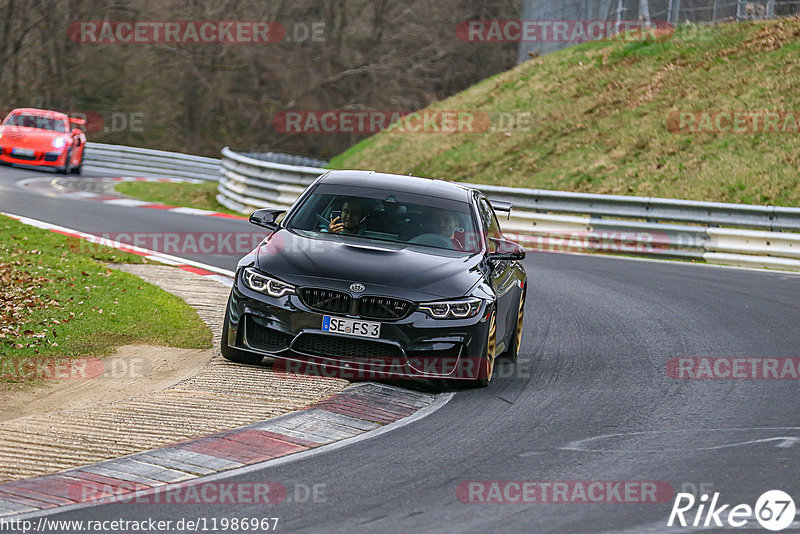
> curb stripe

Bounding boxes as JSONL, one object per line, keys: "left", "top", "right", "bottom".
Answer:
{"left": 1, "top": 212, "right": 235, "bottom": 287}
{"left": 140, "top": 204, "right": 180, "bottom": 210}
{"left": 0, "top": 383, "right": 439, "bottom": 517}
{"left": 18, "top": 176, "right": 249, "bottom": 220}
{"left": 0, "top": 491, "right": 55, "bottom": 509}
{"left": 64, "top": 471, "right": 150, "bottom": 492}
{"left": 177, "top": 265, "right": 217, "bottom": 276}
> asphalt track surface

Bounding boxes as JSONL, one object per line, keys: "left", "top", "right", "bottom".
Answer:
{"left": 2, "top": 166, "right": 800, "bottom": 533}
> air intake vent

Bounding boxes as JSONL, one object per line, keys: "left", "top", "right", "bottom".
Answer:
{"left": 246, "top": 317, "right": 293, "bottom": 352}
{"left": 300, "top": 288, "right": 351, "bottom": 314}
{"left": 357, "top": 296, "right": 413, "bottom": 320}
{"left": 292, "top": 333, "right": 403, "bottom": 362}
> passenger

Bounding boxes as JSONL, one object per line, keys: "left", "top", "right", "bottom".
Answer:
{"left": 428, "top": 209, "right": 464, "bottom": 250}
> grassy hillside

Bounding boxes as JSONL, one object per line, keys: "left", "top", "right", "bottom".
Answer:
{"left": 330, "top": 19, "right": 800, "bottom": 206}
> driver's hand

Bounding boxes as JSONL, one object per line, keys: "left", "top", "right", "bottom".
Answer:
{"left": 329, "top": 216, "right": 344, "bottom": 234}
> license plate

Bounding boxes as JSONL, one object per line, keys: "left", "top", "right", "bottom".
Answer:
{"left": 322, "top": 316, "right": 381, "bottom": 339}
{"left": 12, "top": 148, "right": 34, "bottom": 157}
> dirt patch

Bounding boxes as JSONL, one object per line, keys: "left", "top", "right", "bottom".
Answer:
{"left": 722, "top": 18, "right": 800, "bottom": 56}
{"left": 744, "top": 18, "right": 800, "bottom": 52}
{"left": 628, "top": 63, "right": 679, "bottom": 108}
{"left": 0, "top": 344, "right": 212, "bottom": 423}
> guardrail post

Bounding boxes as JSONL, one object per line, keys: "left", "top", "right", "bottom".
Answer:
{"left": 766, "top": 0, "right": 776, "bottom": 18}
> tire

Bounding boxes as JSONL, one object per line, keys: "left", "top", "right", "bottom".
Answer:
{"left": 60, "top": 149, "right": 72, "bottom": 174}
{"left": 221, "top": 308, "right": 264, "bottom": 365}
{"left": 71, "top": 151, "right": 83, "bottom": 174}
{"left": 500, "top": 291, "right": 525, "bottom": 363}
{"left": 473, "top": 309, "right": 497, "bottom": 388}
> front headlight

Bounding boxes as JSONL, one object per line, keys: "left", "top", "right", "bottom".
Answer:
{"left": 419, "top": 297, "right": 482, "bottom": 319}
{"left": 242, "top": 267, "right": 295, "bottom": 298}
{"left": 51, "top": 137, "right": 66, "bottom": 149}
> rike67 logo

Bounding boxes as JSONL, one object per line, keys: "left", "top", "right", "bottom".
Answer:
{"left": 668, "top": 490, "right": 796, "bottom": 531}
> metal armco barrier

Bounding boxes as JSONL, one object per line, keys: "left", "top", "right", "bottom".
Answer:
{"left": 215, "top": 147, "right": 800, "bottom": 271}
{"left": 468, "top": 184, "right": 800, "bottom": 232}
{"left": 83, "top": 142, "right": 221, "bottom": 181}
{"left": 82, "top": 145, "right": 787, "bottom": 272}
{"left": 232, "top": 149, "right": 328, "bottom": 169}
{"left": 217, "top": 147, "right": 325, "bottom": 213}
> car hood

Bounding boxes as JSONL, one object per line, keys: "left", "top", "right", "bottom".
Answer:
{"left": 0, "top": 126, "right": 63, "bottom": 148}
{"left": 250, "top": 229, "right": 484, "bottom": 300}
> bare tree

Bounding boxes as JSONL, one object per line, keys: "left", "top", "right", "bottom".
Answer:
{"left": 0, "top": 0, "right": 519, "bottom": 158}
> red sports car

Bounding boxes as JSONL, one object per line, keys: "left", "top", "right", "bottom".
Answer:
{"left": 0, "top": 108, "right": 86, "bottom": 174}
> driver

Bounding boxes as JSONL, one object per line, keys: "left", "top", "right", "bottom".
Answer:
{"left": 328, "top": 198, "right": 366, "bottom": 235}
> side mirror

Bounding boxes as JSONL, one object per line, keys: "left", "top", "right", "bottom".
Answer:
{"left": 488, "top": 237, "right": 526, "bottom": 260}
{"left": 249, "top": 208, "right": 285, "bottom": 230}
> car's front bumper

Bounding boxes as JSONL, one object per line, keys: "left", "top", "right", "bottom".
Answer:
{"left": 0, "top": 147, "right": 67, "bottom": 169}
{"left": 224, "top": 281, "right": 493, "bottom": 381}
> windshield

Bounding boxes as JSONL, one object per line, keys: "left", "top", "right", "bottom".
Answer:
{"left": 287, "top": 184, "right": 481, "bottom": 253}
{"left": 3, "top": 112, "right": 68, "bottom": 132}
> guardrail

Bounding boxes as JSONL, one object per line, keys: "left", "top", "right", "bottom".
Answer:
{"left": 84, "top": 142, "right": 221, "bottom": 181}
{"left": 230, "top": 149, "right": 328, "bottom": 169}
{"left": 216, "top": 147, "right": 800, "bottom": 271}
{"left": 217, "top": 147, "right": 325, "bottom": 213}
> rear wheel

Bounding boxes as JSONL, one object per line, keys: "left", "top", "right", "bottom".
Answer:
{"left": 474, "top": 310, "right": 497, "bottom": 388}
{"left": 500, "top": 291, "right": 525, "bottom": 363}
{"left": 221, "top": 307, "right": 264, "bottom": 365}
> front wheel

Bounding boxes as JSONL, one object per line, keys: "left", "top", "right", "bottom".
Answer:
{"left": 500, "top": 292, "right": 525, "bottom": 363}
{"left": 474, "top": 310, "right": 497, "bottom": 388}
{"left": 60, "top": 149, "right": 72, "bottom": 174}
{"left": 221, "top": 307, "right": 264, "bottom": 365}
{"left": 71, "top": 151, "right": 83, "bottom": 174}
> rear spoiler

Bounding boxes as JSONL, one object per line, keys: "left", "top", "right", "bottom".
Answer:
{"left": 489, "top": 200, "right": 513, "bottom": 219}
{"left": 68, "top": 117, "right": 86, "bottom": 125}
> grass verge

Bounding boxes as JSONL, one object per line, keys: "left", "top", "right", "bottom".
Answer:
{"left": 115, "top": 180, "right": 245, "bottom": 216}
{"left": 330, "top": 19, "right": 800, "bottom": 206}
{"left": 0, "top": 215, "right": 212, "bottom": 376}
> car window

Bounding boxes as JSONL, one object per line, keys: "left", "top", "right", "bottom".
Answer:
{"left": 478, "top": 197, "right": 503, "bottom": 249}
{"left": 4, "top": 113, "right": 66, "bottom": 132}
{"left": 287, "top": 185, "right": 481, "bottom": 253}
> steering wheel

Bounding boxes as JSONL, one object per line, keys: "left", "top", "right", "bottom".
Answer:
{"left": 408, "top": 233, "right": 454, "bottom": 249}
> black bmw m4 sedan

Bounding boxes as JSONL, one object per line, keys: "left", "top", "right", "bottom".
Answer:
{"left": 221, "top": 170, "right": 527, "bottom": 387}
